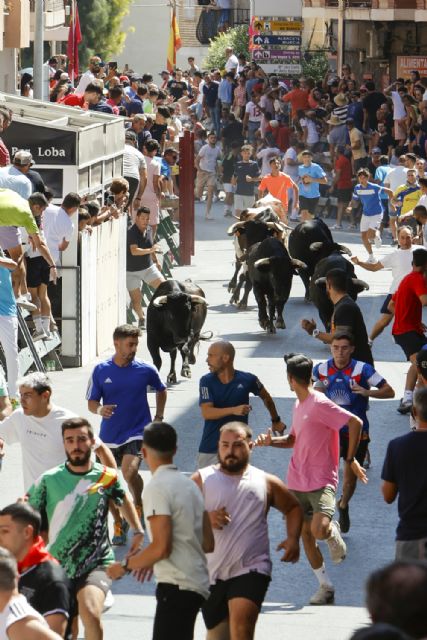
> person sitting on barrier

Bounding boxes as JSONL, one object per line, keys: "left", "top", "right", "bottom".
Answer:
{"left": 126, "top": 207, "right": 165, "bottom": 329}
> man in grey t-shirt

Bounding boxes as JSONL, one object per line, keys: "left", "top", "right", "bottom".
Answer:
{"left": 108, "top": 422, "right": 213, "bottom": 640}
{"left": 195, "top": 132, "right": 222, "bottom": 220}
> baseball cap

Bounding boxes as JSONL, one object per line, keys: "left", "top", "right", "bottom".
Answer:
{"left": 119, "top": 75, "right": 129, "bottom": 83}
{"left": 13, "top": 150, "right": 34, "bottom": 166}
{"left": 372, "top": 147, "right": 382, "bottom": 154}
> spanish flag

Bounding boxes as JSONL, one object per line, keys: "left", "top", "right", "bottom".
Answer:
{"left": 167, "top": 7, "right": 182, "bottom": 72}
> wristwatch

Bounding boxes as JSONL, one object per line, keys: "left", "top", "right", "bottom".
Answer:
{"left": 120, "top": 558, "right": 131, "bottom": 574}
{"left": 272, "top": 415, "right": 281, "bottom": 423}
{"left": 312, "top": 329, "right": 320, "bottom": 338}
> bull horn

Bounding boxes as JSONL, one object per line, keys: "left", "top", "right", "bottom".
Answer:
{"left": 190, "top": 294, "right": 209, "bottom": 305}
{"left": 254, "top": 257, "right": 271, "bottom": 268}
{"left": 310, "top": 241, "right": 324, "bottom": 251}
{"left": 292, "top": 259, "right": 307, "bottom": 269}
{"left": 315, "top": 277, "right": 327, "bottom": 286}
{"left": 227, "top": 222, "right": 244, "bottom": 235}
{"left": 152, "top": 295, "right": 168, "bottom": 307}
{"left": 352, "top": 278, "right": 370, "bottom": 290}
{"left": 338, "top": 244, "right": 352, "bottom": 256}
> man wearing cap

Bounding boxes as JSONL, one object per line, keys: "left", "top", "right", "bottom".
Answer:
{"left": 75, "top": 56, "right": 102, "bottom": 94}
{"left": 327, "top": 115, "right": 348, "bottom": 163}
{"left": 346, "top": 118, "right": 368, "bottom": 172}
{"left": 124, "top": 74, "right": 140, "bottom": 100}
{"left": 0, "top": 151, "right": 32, "bottom": 200}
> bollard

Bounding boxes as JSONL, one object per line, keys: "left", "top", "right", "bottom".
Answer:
{"left": 179, "top": 130, "right": 195, "bottom": 265}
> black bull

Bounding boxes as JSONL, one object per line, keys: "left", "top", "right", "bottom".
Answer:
{"left": 247, "top": 237, "right": 306, "bottom": 334}
{"left": 147, "top": 280, "right": 209, "bottom": 384}
{"left": 288, "top": 218, "right": 352, "bottom": 299}
{"left": 309, "top": 253, "right": 369, "bottom": 330}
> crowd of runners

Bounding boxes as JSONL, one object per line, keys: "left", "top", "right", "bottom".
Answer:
{"left": 0, "top": 49, "right": 426, "bottom": 640}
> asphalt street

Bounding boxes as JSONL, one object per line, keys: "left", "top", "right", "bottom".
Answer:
{"left": 0, "top": 200, "right": 415, "bottom": 639}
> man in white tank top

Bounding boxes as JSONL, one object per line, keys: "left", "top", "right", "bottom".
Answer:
{"left": 192, "top": 421, "right": 303, "bottom": 640}
{"left": 0, "top": 548, "right": 61, "bottom": 640}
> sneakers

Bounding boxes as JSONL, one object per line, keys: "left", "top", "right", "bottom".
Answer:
{"left": 205, "top": 214, "right": 214, "bottom": 220}
{"left": 348, "top": 224, "right": 357, "bottom": 230}
{"left": 397, "top": 398, "right": 412, "bottom": 415}
{"left": 337, "top": 500, "right": 350, "bottom": 534}
{"left": 366, "top": 254, "right": 377, "bottom": 264}
{"left": 32, "top": 329, "right": 48, "bottom": 342}
{"left": 16, "top": 295, "right": 37, "bottom": 311}
{"left": 112, "top": 520, "right": 127, "bottom": 546}
{"left": 331, "top": 224, "right": 342, "bottom": 230}
{"left": 374, "top": 230, "right": 382, "bottom": 248}
{"left": 326, "top": 521, "right": 347, "bottom": 564}
{"left": 138, "top": 317, "right": 145, "bottom": 329}
{"left": 309, "top": 584, "right": 335, "bottom": 605}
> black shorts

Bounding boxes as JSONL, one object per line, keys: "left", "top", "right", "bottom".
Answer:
{"left": 72, "top": 566, "right": 112, "bottom": 596}
{"left": 202, "top": 572, "right": 271, "bottom": 630}
{"left": 340, "top": 433, "right": 370, "bottom": 465}
{"left": 394, "top": 331, "right": 427, "bottom": 360}
{"left": 299, "top": 196, "right": 319, "bottom": 214}
{"left": 111, "top": 439, "right": 142, "bottom": 467}
{"left": 26, "top": 256, "right": 50, "bottom": 288}
{"left": 380, "top": 293, "right": 393, "bottom": 315}
{"left": 336, "top": 188, "right": 353, "bottom": 203}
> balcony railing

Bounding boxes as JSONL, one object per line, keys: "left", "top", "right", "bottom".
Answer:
{"left": 195, "top": 7, "right": 250, "bottom": 45}
{"left": 325, "top": 0, "right": 372, "bottom": 6}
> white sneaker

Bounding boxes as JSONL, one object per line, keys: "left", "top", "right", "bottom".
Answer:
{"left": 331, "top": 224, "right": 342, "bottom": 230}
{"left": 309, "top": 584, "right": 335, "bottom": 605}
{"left": 16, "top": 296, "right": 37, "bottom": 311}
{"left": 326, "top": 521, "right": 347, "bottom": 564}
{"left": 32, "top": 329, "right": 48, "bottom": 342}
{"left": 374, "top": 230, "right": 382, "bottom": 248}
{"left": 367, "top": 254, "right": 377, "bottom": 264}
{"left": 205, "top": 214, "right": 214, "bottom": 220}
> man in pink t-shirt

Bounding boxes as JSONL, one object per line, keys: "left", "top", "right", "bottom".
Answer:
{"left": 257, "top": 353, "right": 366, "bottom": 606}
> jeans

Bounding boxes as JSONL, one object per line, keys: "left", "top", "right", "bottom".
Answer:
{"left": 210, "top": 105, "right": 220, "bottom": 137}
{"left": 0, "top": 315, "right": 19, "bottom": 397}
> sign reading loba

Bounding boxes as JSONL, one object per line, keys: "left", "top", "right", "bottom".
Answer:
{"left": 2, "top": 122, "right": 77, "bottom": 165}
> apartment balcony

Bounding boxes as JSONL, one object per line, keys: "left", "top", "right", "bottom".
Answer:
{"left": 178, "top": 2, "right": 249, "bottom": 47}
{"left": 28, "top": 0, "right": 68, "bottom": 41}
{"left": 303, "top": 0, "right": 427, "bottom": 19}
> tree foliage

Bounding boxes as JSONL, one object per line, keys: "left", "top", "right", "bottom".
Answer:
{"left": 204, "top": 25, "right": 249, "bottom": 70}
{"left": 77, "top": 0, "right": 133, "bottom": 64}
{"left": 301, "top": 49, "right": 329, "bottom": 83}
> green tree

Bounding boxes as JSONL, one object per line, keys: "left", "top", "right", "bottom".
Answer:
{"left": 77, "top": 0, "right": 133, "bottom": 64}
{"left": 301, "top": 49, "right": 329, "bottom": 83}
{"left": 204, "top": 24, "right": 249, "bottom": 70}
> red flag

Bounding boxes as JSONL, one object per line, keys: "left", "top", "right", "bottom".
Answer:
{"left": 67, "top": 1, "right": 82, "bottom": 83}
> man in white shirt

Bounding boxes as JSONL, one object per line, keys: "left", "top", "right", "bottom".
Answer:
{"left": 224, "top": 46, "right": 238, "bottom": 73}
{"left": 43, "top": 192, "right": 80, "bottom": 266}
{"left": 75, "top": 56, "right": 102, "bottom": 95}
{"left": 195, "top": 132, "right": 222, "bottom": 220}
{"left": 108, "top": 422, "right": 213, "bottom": 640}
{"left": 0, "top": 548, "right": 61, "bottom": 640}
{"left": 0, "top": 151, "right": 32, "bottom": 200}
{"left": 351, "top": 225, "right": 416, "bottom": 342}
{"left": 123, "top": 130, "right": 147, "bottom": 214}
{"left": 384, "top": 81, "right": 407, "bottom": 146}
{"left": 0, "top": 372, "right": 115, "bottom": 491}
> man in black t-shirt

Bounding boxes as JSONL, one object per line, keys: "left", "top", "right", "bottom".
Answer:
{"left": 382, "top": 386, "right": 427, "bottom": 561}
{"left": 231, "top": 144, "right": 261, "bottom": 216}
{"left": 167, "top": 69, "right": 188, "bottom": 101}
{"left": 0, "top": 502, "right": 74, "bottom": 639}
{"left": 362, "top": 81, "right": 386, "bottom": 132}
{"left": 126, "top": 207, "right": 165, "bottom": 328}
{"left": 301, "top": 268, "right": 373, "bottom": 364}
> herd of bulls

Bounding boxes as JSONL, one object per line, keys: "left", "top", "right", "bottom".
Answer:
{"left": 145, "top": 206, "right": 369, "bottom": 383}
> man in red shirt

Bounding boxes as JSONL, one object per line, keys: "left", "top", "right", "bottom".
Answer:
{"left": 282, "top": 79, "right": 309, "bottom": 122}
{"left": 330, "top": 146, "right": 354, "bottom": 230}
{"left": 60, "top": 81, "right": 104, "bottom": 109}
{"left": 390, "top": 248, "right": 427, "bottom": 414}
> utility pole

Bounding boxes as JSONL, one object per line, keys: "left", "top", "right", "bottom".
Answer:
{"left": 33, "top": 0, "right": 44, "bottom": 100}
{"left": 337, "top": 0, "right": 345, "bottom": 77}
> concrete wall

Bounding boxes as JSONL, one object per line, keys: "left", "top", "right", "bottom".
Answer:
{"left": 116, "top": 0, "right": 170, "bottom": 76}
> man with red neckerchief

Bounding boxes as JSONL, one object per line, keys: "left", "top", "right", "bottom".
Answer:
{"left": 0, "top": 502, "right": 74, "bottom": 640}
